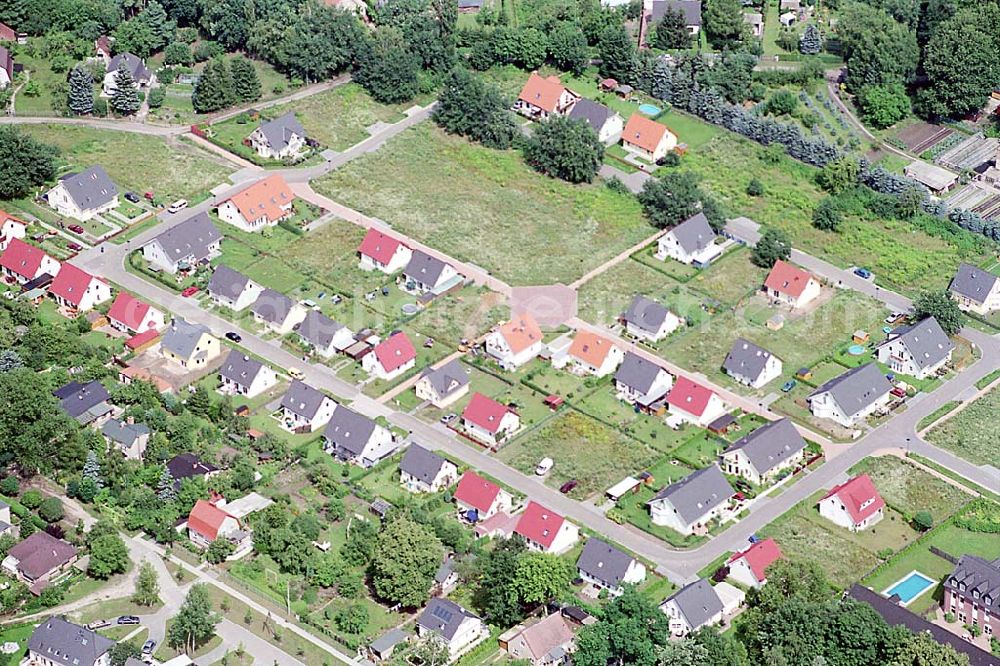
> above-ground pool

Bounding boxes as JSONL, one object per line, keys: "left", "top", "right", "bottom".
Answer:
{"left": 638, "top": 103, "right": 661, "bottom": 116}
{"left": 847, "top": 344, "right": 866, "bottom": 355}
{"left": 884, "top": 571, "right": 936, "bottom": 606}
{"left": 401, "top": 303, "right": 419, "bottom": 315}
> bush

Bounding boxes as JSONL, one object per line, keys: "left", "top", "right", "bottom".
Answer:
{"left": 147, "top": 87, "right": 166, "bottom": 109}
{"left": 746, "top": 178, "right": 764, "bottom": 196}
{"left": 38, "top": 497, "right": 64, "bottom": 523}
{"left": 20, "top": 490, "right": 42, "bottom": 510}
{"left": 912, "top": 510, "right": 933, "bottom": 531}
{"left": 0, "top": 477, "right": 18, "bottom": 496}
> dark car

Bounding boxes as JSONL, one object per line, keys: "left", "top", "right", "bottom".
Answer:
{"left": 124, "top": 191, "right": 141, "bottom": 203}
{"left": 225, "top": 331, "right": 242, "bottom": 343}
{"left": 853, "top": 267, "right": 872, "bottom": 280}
{"left": 68, "top": 224, "right": 85, "bottom": 234}
{"left": 559, "top": 480, "right": 578, "bottom": 494}
{"left": 67, "top": 242, "right": 83, "bottom": 252}
{"left": 117, "top": 615, "right": 140, "bottom": 625}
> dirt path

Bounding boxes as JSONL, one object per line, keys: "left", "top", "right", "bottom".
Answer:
{"left": 569, "top": 227, "right": 668, "bottom": 289}
{"left": 916, "top": 372, "right": 1000, "bottom": 437}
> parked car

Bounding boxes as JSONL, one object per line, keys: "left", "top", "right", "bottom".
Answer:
{"left": 288, "top": 367, "right": 305, "bottom": 380}
{"left": 890, "top": 387, "right": 907, "bottom": 398}
{"left": 117, "top": 616, "right": 140, "bottom": 625}
{"left": 781, "top": 380, "right": 796, "bottom": 393}
{"left": 225, "top": 331, "right": 242, "bottom": 343}
{"left": 884, "top": 312, "right": 906, "bottom": 324}
{"left": 86, "top": 619, "right": 111, "bottom": 630}
{"left": 124, "top": 191, "right": 141, "bottom": 203}
{"left": 559, "top": 480, "right": 578, "bottom": 494}
{"left": 440, "top": 413, "right": 457, "bottom": 425}
{"left": 180, "top": 286, "right": 199, "bottom": 297}
{"left": 67, "top": 242, "right": 83, "bottom": 251}
{"left": 853, "top": 267, "right": 872, "bottom": 280}
{"left": 68, "top": 224, "right": 85, "bottom": 234}
{"left": 167, "top": 199, "right": 188, "bottom": 214}
{"left": 141, "top": 639, "right": 156, "bottom": 661}
{"left": 535, "top": 457, "right": 554, "bottom": 476}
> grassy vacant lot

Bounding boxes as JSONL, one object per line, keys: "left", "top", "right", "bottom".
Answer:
{"left": 409, "top": 286, "right": 508, "bottom": 345}
{"left": 926, "top": 384, "right": 1000, "bottom": 467}
{"left": 850, "top": 456, "right": 971, "bottom": 520}
{"left": 315, "top": 123, "right": 654, "bottom": 285}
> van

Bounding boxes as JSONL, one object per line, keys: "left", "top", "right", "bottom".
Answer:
{"left": 535, "top": 457, "right": 554, "bottom": 476}
{"left": 167, "top": 199, "right": 188, "bottom": 214}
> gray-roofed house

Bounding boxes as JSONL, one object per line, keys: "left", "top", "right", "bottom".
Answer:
{"left": 720, "top": 418, "right": 806, "bottom": 485}
{"left": 660, "top": 578, "right": 734, "bottom": 636}
{"left": 614, "top": 351, "right": 673, "bottom": 413}
{"left": 366, "top": 628, "right": 409, "bottom": 662}
{"left": 942, "top": 556, "right": 1000, "bottom": 645}
{"left": 247, "top": 112, "right": 307, "bottom": 160}
{"left": 400, "top": 444, "right": 458, "bottom": 493}
{"left": 323, "top": 405, "right": 398, "bottom": 468}
{"left": 577, "top": 538, "right": 646, "bottom": 596}
{"left": 142, "top": 212, "right": 222, "bottom": 274}
{"left": 295, "top": 309, "right": 354, "bottom": 358}
{"left": 722, "top": 337, "right": 783, "bottom": 388}
{"left": 166, "top": 453, "right": 219, "bottom": 482}
{"left": 103, "top": 52, "right": 153, "bottom": 95}
{"left": 160, "top": 317, "right": 222, "bottom": 369}
{"left": 207, "top": 265, "right": 264, "bottom": 311}
{"left": 218, "top": 352, "right": 278, "bottom": 398}
{"left": 567, "top": 98, "right": 624, "bottom": 144}
{"left": 416, "top": 598, "right": 489, "bottom": 660}
{"left": 101, "top": 418, "right": 151, "bottom": 460}
{"left": 876, "top": 316, "right": 954, "bottom": 379}
{"left": 655, "top": 212, "right": 720, "bottom": 266}
{"left": 25, "top": 617, "right": 114, "bottom": 666}
{"left": 53, "top": 380, "right": 113, "bottom": 426}
{"left": 433, "top": 556, "right": 461, "bottom": 596}
{"left": 949, "top": 262, "right": 1000, "bottom": 315}
{"left": 622, "top": 294, "right": 682, "bottom": 342}
{"left": 649, "top": 0, "right": 702, "bottom": 34}
{"left": 808, "top": 363, "right": 893, "bottom": 427}
{"left": 403, "top": 250, "right": 461, "bottom": 295}
{"left": 0, "top": 501, "right": 12, "bottom": 538}
{"left": 414, "top": 359, "right": 471, "bottom": 408}
{"left": 250, "top": 288, "right": 307, "bottom": 335}
{"left": 2, "top": 532, "right": 78, "bottom": 588}
{"left": 280, "top": 380, "right": 337, "bottom": 433}
{"left": 46, "top": 165, "right": 119, "bottom": 221}
{"left": 647, "top": 464, "right": 734, "bottom": 535}
{"left": 743, "top": 11, "right": 763, "bottom": 36}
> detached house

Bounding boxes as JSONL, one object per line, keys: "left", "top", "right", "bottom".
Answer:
{"left": 47, "top": 165, "right": 119, "bottom": 221}
{"left": 0, "top": 238, "right": 60, "bottom": 285}
{"left": 250, "top": 288, "right": 307, "bottom": 335}
{"left": 207, "top": 265, "right": 264, "bottom": 312}
{"left": 727, "top": 538, "right": 783, "bottom": 588}
{"left": 161, "top": 318, "right": 221, "bottom": 369}
{"left": 0, "top": 209, "right": 27, "bottom": 251}
{"left": 567, "top": 98, "right": 624, "bottom": 144}
{"left": 107, "top": 292, "right": 164, "bottom": 334}
{"left": 808, "top": 363, "right": 892, "bottom": 427}
{"left": 461, "top": 392, "right": 521, "bottom": 447}
{"left": 187, "top": 499, "right": 252, "bottom": 559}
{"left": 621, "top": 113, "right": 677, "bottom": 162}
{"left": 2, "top": 532, "right": 77, "bottom": 589}
{"left": 362, "top": 331, "right": 417, "bottom": 381}
{"left": 0, "top": 46, "right": 13, "bottom": 89}
{"left": 763, "top": 260, "right": 821, "bottom": 309}
{"left": 218, "top": 353, "right": 278, "bottom": 398}
{"left": 622, "top": 295, "right": 681, "bottom": 342}
{"left": 502, "top": 613, "right": 576, "bottom": 666}
{"left": 102, "top": 418, "right": 150, "bottom": 460}
{"left": 514, "top": 501, "right": 580, "bottom": 554}
{"left": 615, "top": 352, "right": 673, "bottom": 413}
{"left": 875, "top": 316, "right": 954, "bottom": 379}
{"left": 166, "top": 453, "right": 219, "bottom": 485}
{"left": 563, "top": 331, "right": 624, "bottom": 377}
{"left": 453, "top": 470, "right": 512, "bottom": 521}
{"left": 722, "top": 337, "right": 783, "bottom": 389}
{"left": 818, "top": 474, "right": 884, "bottom": 531}
{"left": 655, "top": 213, "right": 720, "bottom": 266}
{"left": 323, "top": 406, "right": 397, "bottom": 468}
{"left": 943, "top": 556, "right": 1000, "bottom": 637}
{"left": 648, "top": 0, "right": 702, "bottom": 35}
{"left": 660, "top": 578, "right": 743, "bottom": 637}
{"left": 402, "top": 250, "right": 461, "bottom": 295}
{"left": 54, "top": 380, "right": 112, "bottom": 426}
{"left": 142, "top": 213, "right": 222, "bottom": 274}
{"left": 720, "top": 418, "right": 806, "bottom": 486}
{"left": 577, "top": 538, "right": 646, "bottom": 596}
{"left": 399, "top": 444, "right": 458, "bottom": 493}
{"left": 358, "top": 228, "right": 412, "bottom": 273}
{"left": 485, "top": 313, "right": 544, "bottom": 370}
{"left": 514, "top": 72, "right": 580, "bottom": 120}
{"left": 416, "top": 598, "right": 489, "bottom": 661}
{"left": 49, "top": 263, "right": 111, "bottom": 313}
{"left": 296, "top": 309, "right": 354, "bottom": 358}
{"left": 217, "top": 174, "right": 297, "bottom": 232}
{"left": 103, "top": 52, "right": 153, "bottom": 95}
{"left": 415, "top": 359, "right": 470, "bottom": 408}
{"left": 648, "top": 465, "right": 734, "bottom": 535}
{"left": 667, "top": 376, "right": 726, "bottom": 427}
{"left": 949, "top": 262, "right": 1000, "bottom": 314}
{"left": 247, "top": 112, "right": 307, "bottom": 160}
{"left": 280, "top": 381, "right": 337, "bottom": 433}
{"left": 25, "top": 617, "right": 114, "bottom": 666}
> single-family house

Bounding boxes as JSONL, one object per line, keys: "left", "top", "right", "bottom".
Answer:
{"left": 2, "top": 532, "right": 77, "bottom": 588}
{"left": 402, "top": 250, "right": 460, "bottom": 295}
{"left": 567, "top": 98, "right": 624, "bottom": 144}
{"left": 25, "top": 617, "right": 114, "bottom": 666}
{"left": 577, "top": 538, "right": 646, "bottom": 596}
{"left": 219, "top": 353, "right": 278, "bottom": 398}
{"left": 47, "top": 165, "right": 119, "bottom": 221}
{"left": 514, "top": 72, "right": 580, "bottom": 120}
{"left": 101, "top": 418, "right": 151, "bottom": 460}
{"left": 250, "top": 288, "right": 307, "bottom": 335}
{"left": 502, "top": 613, "right": 576, "bottom": 666}
{"left": 160, "top": 317, "right": 222, "bottom": 369}
{"left": 415, "top": 359, "right": 470, "bottom": 408}
{"left": 433, "top": 556, "right": 460, "bottom": 597}
{"left": 94, "top": 35, "right": 112, "bottom": 63}
{"left": 514, "top": 501, "right": 580, "bottom": 554}
{"left": 49, "top": 264, "right": 111, "bottom": 313}
{"left": 807, "top": 363, "right": 893, "bottom": 427}
{"left": 667, "top": 376, "right": 727, "bottom": 427}
{"left": 107, "top": 292, "right": 164, "bottom": 334}
{"left": 0, "top": 22, "right": 18, "bottom": 44}
{"left": 563, "top": 331, "right": 624, "bottom": 377}
{"left": 0, "top": 46, "right": 12, "bottom": 89}
{"left": 207, "top": 265, "right": 264, "bottom": 312}
{"left": 102, "top": 52, "right": 153, "bottom": 95}
{"left": 818, "top": 474, "right": 885, "bottom": 531}
{"left": 660, "top": 578, "right": 743, "bottom": 636}
{"left": 943, "top": 556, "right": 1000, "bottom": 637}
{"left": 461, "top": 392, "right": 521, "bottom": 447}
{"left": 295, "top": 309, "right": 354, "bottom": 357}
{"left": 358, "top": 228, "right": 413, "bottom": 273}
{"left": 722, "top": 337, "right": 783, "bottom": 389}
{"left": 949, "top": 262, "right": 1000, "bottom": 314}
{"left": 166, "top": 453, "right": 219, "bottom": 484}
{"left": 648, "top": 0, "right": 702, "bottom": 35}
{"left": 280, "top": 381, "right": 337, "bottom": 432}
{"left": 721, "top": 418, "right": 806, "bottom": 486}
{"left": 323, "top": 406, "right": 397, "bottom": 468}
{"left": 727, "top": 538, "right": 783, "bottom": 588}
{"left": 362, "top": 331, "right": 417, "bottom": 381}
{"left": 246, "top": 112, "right": 307, "bottom": 160}
{"left": 187, "top": 499, "right": 252, "bottom": 559}
{"left": 875, "top": 316, "right": 954, "bottom": 379}
{"left": 655, "top": 212, "right": 721, "bottom": 266}
{"left": 399, "top": 444, "right": 459, "bottom": 493}
{"left": 763, "top": 260, "right": 822, "bottom": 309}
{"left": 647, "top": 465, "right": 734, "bottom": 535}
{"left": 905, "top": 161, "right": 958, "bottom": 194}
{"left": 485, "top": 313, "right": 544, "bottom": 370}
{"left": 416, "top": 598, "right": 489, "bottom": 661}
{"left": 614, "top": 351, "right": 673, "bottom": 412}
{"left": 453, "top": 470, "right": 512, "bottom": 521}
{"left": 142, "top": 213, "right": 222, "bottom": 274}
{"left": 0, "top": 209, "right": 27, "bottom": 251}
{"left": 217, "top": 174, "right": 297, "bottom": 233}
{"left": 622, "top": 295, "right": 681, "bottom": 341}
{"left": 0, "top": 238, "right": 60, "bottom": 285}
{"left": 743, "top": 11, "right": 763, "bottom": 37}
{"left": 54, "top": 380, "right": 113, "bottom": 426}
{"left": 621, "top": 113, "right": 677, "bottom": 162}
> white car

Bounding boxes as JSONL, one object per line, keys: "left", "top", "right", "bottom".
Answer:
{"left": 535, "top": 457, "right": 554, "bottom": 476}
{"left": 167, "top": 199, "right": 188, "bottom": 214}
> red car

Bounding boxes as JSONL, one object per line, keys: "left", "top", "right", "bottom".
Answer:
{"left": 890, "top": 387, "right": 907, "bottom": 398}
{"left": 181, "top": 286, "right": 200, "bottom": 297}
{"left": 67, "top": 242, "right": 83, "bottom": 251}
{"left": 68, "top": 224, "right": 85, "bottom": 234}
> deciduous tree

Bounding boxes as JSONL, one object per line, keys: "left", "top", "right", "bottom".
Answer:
{"left": 353, "top": 27, "right": 419, "bottom": 105}
{"left": 168, "top": 584, "right": 219, "bottom": 654}
{"left": 133, "top": 561, "right": 161, "bottom": 606}
{"left": 434, "top": 68, "right": 518, "bottom": 149}
{"left": 371, "top": 516, "right": 443, "bottom": 608}
{"left": 522, "top": 116, "right": 604, "bottom": 184}
{"left": 912, "top": 290, "right": 963, "bottom": 335}
{"left": 750, "top": 227, "right": 792, "bottom": 268}
{"left": 89, "top": 533, "right": 129, "bottom": 579}
{"left": 0, "top": 127, "right": 59, "bottom": 200}
{"left": 857, "top": 83, "right": 910, "bottom": 129}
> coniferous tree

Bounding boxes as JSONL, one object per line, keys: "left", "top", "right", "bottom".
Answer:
{"left": 68, "top": 67, "right": 94, "bottom": 116}
{"left": 157, "top": 468, "right": 177, "bottom": 501}
{"left": 799, "top": 24, "right": 822, "bottom": 55}
{"left": 191, "top": 58, "right": 235, "bottom": 113}
{"left": 110, "top": 63, "right": 141, "bottom": 116}
{"left": 652, "top": 7, "right": 691, "bottom": 50}
{"left": 650, "top": 57, "right": 673, "bottom": 102}
{"left": 82, "top": 450, "right": 104, "bottom": 488}
{"left": 229, "top": 56, "right": 261, "bottom": 103}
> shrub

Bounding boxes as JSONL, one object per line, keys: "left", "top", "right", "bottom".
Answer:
{"left": 746, "top": 178, "right": 764, "bottom": 196}
{"left": 912, "top": 510, "right": 933, "bottom": 531}
{"left": 20, "top": 490, "right": 43, "bottom": 510}
{"left": 0, "top": 477, "right": 19, "bottom": 496}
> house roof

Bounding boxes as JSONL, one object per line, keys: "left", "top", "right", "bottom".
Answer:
{"left": 879, "top": 317, "right": 954, "bottom": 371}
{"left": 515, "top": 613, "right": 575, "bottom": 662}
{"left": 453, "top": 470, "right": 502, "bottom": 513}
{"left": 323, "top": 405, "right": 378, "bottom": 456}
{"left": 27, "top": 617, "right": 113, "bottom": 666}
{"left": 296, "top": 309, "right": 347, "bottom": 349}
{"left": 125, "top": 328, "right": 160, "bottom": 350}
{"left": 904, "top": 161, "right": 957, "bottom": 191}
{"left": 107, "top": 292, "right": 153, "bottom": 330}
{"left": 108, "top": 52, "right": 151, "bottom": 82}
{"left": 462, "top": 392, "right": 514, "bottom": 434}
{"left": 518, "top": 72, "right": 569, "bottom": 114}
{"left": 668, "top": 213, "right": 716, "bottom": 255}
{"left": 280, "top": 380, "right": 331, "bottom": 421}
{"left": 820, "top": 474, "right": 884, "bottom": 524}
{"left": 188, "top": 499, "right": 237, "bottom": 540}
{"left": 207, "top": 264, "right": 253, "bottom": 301}
{"left": 250, "top": 288, "right": 296, "bottom": 324}
{"left": 0, "top": 46, "right": 10, "bottom": 80}
{"left": 8, "top": 532, "right": 77, "bottom": 581}
{"left": 1, "top": 238, "right": 57, "bottom": 281}
{"left": 944, "top": 556, "right": 1000, "bottom": 616}
{"left": 220, "top": 353, "right": 269, "bottom": 389}
{"left": 57, "top": 165, "right": 118, "bottom": 212}
{"left": 166, "top": 453, "right": 218, "bottom": 480}
{"left": 147, "top": 212, "right": 221, "bottom": 264}
{"left": 623, "top": 294, "right": 672, "bottom": 335}
{"left": 0, "top": 208, "right": 27, "bottom": 231}
{"left": 403, "top": 249, "right": 449, "bottom": 286}
{"left": 400, "top": 445, "right": 451, "bottom": 486}
{"left": 49, "top": 263, "right": 103, "bottom": 308}
{"left": 949, "top": 262, "right": 999, "bottom": 305}
{"left": 0, "top": 22, "right": 16, "bottom": 42}
{"left": 95, "top": 35, "right": 111, "bottom": 54}
{"left": 101, "top": 418, "right": 150, "bottom": 447}
{"left": 809, "top": 363, "right": 892, "bottom": 418}
{"left": 358, "top": 228, "right": 406, "bottom": 265}
{"left": 615, "top": 351, "right": 669, "bottom": 396}
{"left": 667, "top": 376, "right": 717, "bottom": 417}
{"left": 577, "top": 538, "right": 637, "bottom": 587}
{"left": 567, "top": 98, "right": 616, "bottom": 132}
{"left": 664, "top": 578, "right": 722, "bottom": 630}
{"left": 649, "top": 465, "right": 733, "bottom": 526}
{"left": 161, "top": 317, "right": 212, "bottom": 359}
{"left": 724, "top": 418, "right": 805, "bottom": 476}
{"left": 497, "top": 313, "right": 543, "bottom": 354}
{"left": 764, "top": 260, "right": 816, "bottom": 299}
{"left": 224, "top": 174, "right": 295, "bottom": 225}
{"left": 419, "top": 359, "right": 470, "bottom": 399}
{"left": 728, "top": 538, "right": 782, "bottom": 582}
{"left": 514, "top": 501, "right": 567, "bottom": 549}
{"left": 53, "top": 380, "right": 110, "bottom": 419}
{"left": 722, "top": 337, "right": 778, "bottom": 383}
{"left": 569, "top": 331, "right": 619, "bottom": 368}
{"left": 417, "top": 598, "right": 480, "bottom": 641}
{"left": 372, "top": 332, "right": 417, "bottom": 373}
{"left": 370, "top": 628, "right": 408, "bottom": 654}
{"left": 651, "top": 0, "right": 702, "bottom": 25}
{"left": 256, "top": 112, "right": 305, "bottom": 152}
{"left": 622, "top": 113, "right": 671, "bottom": 154}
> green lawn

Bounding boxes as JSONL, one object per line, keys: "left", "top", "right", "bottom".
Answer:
{"left": 615, "top": 484, "right": 706, "bottom": 548}
{"left": 926, "top": 384, "right": 1000, "bottom": 467}
{"left": 849, "top": 456, "right": 972, "bottom": 520}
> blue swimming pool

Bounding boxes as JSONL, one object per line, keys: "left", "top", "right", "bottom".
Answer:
{"left": 638, "top": 103, "right": 661, "bottom": 116}
{"left": 847, "top": 344, "right": 866, "bottom": 356}
{"left": 884, "top": 571, "right": 936, "bottom": 605}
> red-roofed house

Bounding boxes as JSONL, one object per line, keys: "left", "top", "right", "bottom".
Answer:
{"left": 667, "top": 376, "right": 726, "bottom": 427}
{"left": 461, "top": 392, "right": 521, "bottom": 447}
{"left": 453, "top": 470, "right": 512, "bottom": 520}
{"left": 217, "top": 174, "right": 297, "bottom": 233}
{"left": 362, "top": 331, "right": 417, "bottom": 380}
{"left": 562, "top": 331, "right": 624, "bottom": 377}
{"left": 514, "top": 501, "right": 579, "bottom": 554}
{"left": 764, "top": 260, "right": 821, "bottom": 309}
{"left": 514, "top": 72, "right": 580, "bottom": 121}
{"left": 107, "top": 292, "right": 164, "bottom": 334}
{"left": 727, "top": 538, "right": 783, "bottom": 588}
{"left": 818, "top": 474, "right": 885, "bottom": 532}
{"left": 621, "top": 113, "right": 677, "bottom": 162}
{"left": 0, "top": 209, "right": 27, "bottom": 251}
{"left": 358, "top": 228, "right": 412, "bottom": 274}
{"left": 0, "top": 22, "right": 18, "bottom": 43}
{"left": 126, "top": 328, "right": 161, "bottom": 353}
{"left": 49, "top": 263, "right": 111, "bottom": 312}
{"left": 187, "top": 500, "right": 252, "bottom": 559}
{"left": 0, "top": 238, "right": 61, "bottom": 285}
{"left": 485, "top": 313, "right": 544, "bottom": 371}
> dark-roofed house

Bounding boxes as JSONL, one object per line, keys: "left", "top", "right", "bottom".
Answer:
{"left": 295, "top": 309, "right": 354, "bottom": 358}
{"left": 280, "top": 380, "right": 337, "bottom": 432}
{"left": 416, "top": 598, "right": 489, "bottom": 660}
{"left": 25, "top": 617, "right": 114, "bottom": 666}
{"left": 876, "top": 316, "right": 954, "bottom": 379}
{"left": 403, "top": 250, "right": 461, "bottom": 295}
{"left": 2, "top": 532, "right": 78, "bottom": 588}
{"left": 46, "top": 165, "right": 119, "bottom": 221}
{"left": 247, "top": 112, "right": 307, "bottom": 160}
{"left": 414, "top": 359, "right": 471, "bottom": 408}
{"left": 219, "top": 352, "right": 278, "bottom": 398}
{"left": 950, "top": 262, "right": 1000, "bottom": 315}
{"left": 323, "top": 405, "right": 397, "bottom": 468}
{"left": 722, "top": 337, "right": 783, "bottom": 389}
{"left": 166, "top": 453, "right": 220, "bottom": 483}
{"left": 808, "top": 363, "right": 893, "bottom": 427}
{"left": 102, "top": 418, "right": 151, "bottom": 460}
{"left": 103, "top": 52, "right": 153, "bottom": 95}
{"left": 720, "top": 418, "right": 806, "bottom": 485}
{"left": 656, "top": 213, "right": 720, "bottom": 266}
{"left": 501, "top": 612, "right": 576, "bottom": 666}
{"left": 250, "top": 287, "right": 307, "bottom": 335}
{"left": 649, "top": 0, "right": 702, "bottom": 34}
{"left": 647, "top": 465, "right": 734, "bottom": 535}
{"left": 660, "top": 578, "right": 744, "bottom": 636}
{"left": 943, "top": 556, "right": 1000, "bottom": 638}
{"left": 400, "top": 445, "right": 459, "bottom": 493}
{"left": 614, "top": 351, "right": 673, "bottom": 413}
{"left": 142, "top": 212, "right": 222, "bottom": 274}
{"left": 160, "top": 317, "right": 222, "bottom": 369}
{"left": 366, "top": 628, "right": 409, "bottom": 662}
{"left": 567, "top": 98, "right": 623, "bottom": 144}
{"left": 576, "top": 538, "right": 646, "bottom": 596}
{"left": 622, "top": 295, "right": 681, "bottom": 342}
{"left": 207, "top": 265, "right": 264, "bottom": 312}
{"left": 54, "top": 380, "right": 112, "bottom": 426}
